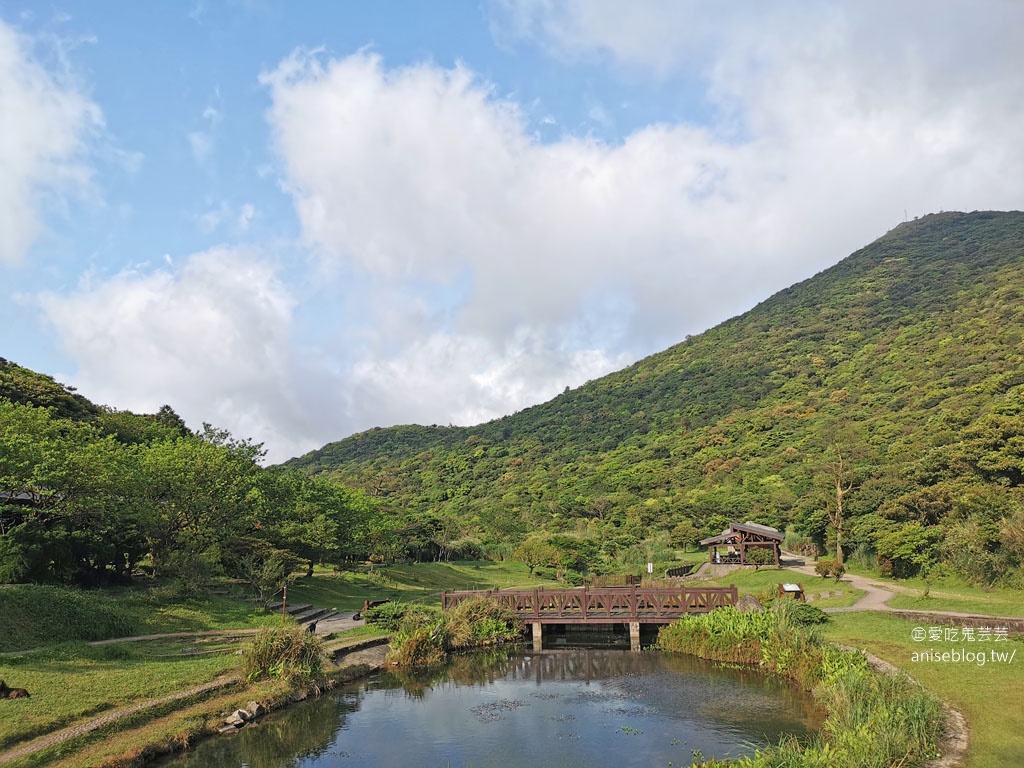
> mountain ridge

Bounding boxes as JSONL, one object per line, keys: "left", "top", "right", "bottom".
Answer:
{"left": 284, "top": 211, "right": 1024, "bottom": 581}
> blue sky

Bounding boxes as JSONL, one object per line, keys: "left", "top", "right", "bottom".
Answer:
{"left": 3, "top": 1, "right": 1023, "bottom": 461}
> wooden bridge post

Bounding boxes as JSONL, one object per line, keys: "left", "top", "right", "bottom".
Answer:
{"left": 629, "top": 621, "right": 641, "bottom": 652}
{"left": 532, "top": 621, "right": 543, "bottom": 652}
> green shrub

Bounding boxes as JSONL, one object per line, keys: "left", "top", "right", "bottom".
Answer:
{"left": 815, "top": 559, "right": 846, "bottom": 581}
{"left": 388, "top": 616, "right": 449, "bottom": 667}
{"left": 444, "top": 596, "right": 523, "bottom": 649}
{"left": 242, "top": 626, "right": 324, "bottom": 685}
{"left": 774, "top": 598, "right": 830, "bottom": 626}
{"left": 364, "top": 601, "right": 439, "bottom": 632}
{"left": 656, "top": 606, "right": 778, "bottom": 664}
{"left": 387, "top": 596, "right": 524, "bottom": 666}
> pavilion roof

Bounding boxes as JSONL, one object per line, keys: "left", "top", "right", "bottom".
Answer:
{"left": 699, "top": 521, "right": 783, "bottom": 546}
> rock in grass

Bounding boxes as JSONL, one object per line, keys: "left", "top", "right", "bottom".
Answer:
{"left": 735, "top": 595, "right": 763, "bottom": 612}
{"left": 225, "top": 709, "right": 250, "bottom": 727}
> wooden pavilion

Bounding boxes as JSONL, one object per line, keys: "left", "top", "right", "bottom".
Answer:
{"left": 700, "top": 521, "right": 783, "bottom": 567}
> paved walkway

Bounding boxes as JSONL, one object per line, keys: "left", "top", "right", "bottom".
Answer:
{"left": 783, "top": 560, "right": 902, "bottom": 612}
{"left": 781, "top": 559, "right": 1024, "bottom": 627}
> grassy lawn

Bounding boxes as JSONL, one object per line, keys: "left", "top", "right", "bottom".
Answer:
{"left": 124, "top": 591, "right": 284, "bottom": 634}
{"left": 822, "top": 612, "right": 1024, "bottom": 768}
{"left": 695, "top": 567, "right": 865, "bottom": 608}
{"left": 1, "top": 585, "right": 288, "bottom": 652}
{"left": 883, "top": 580, "right": 1024, "bottom": 617}
{"left": 0, "top": 638, "right": 243, "bottom": 752}
{"left": 285, "top": 560, "right": 557, "bottom": 610}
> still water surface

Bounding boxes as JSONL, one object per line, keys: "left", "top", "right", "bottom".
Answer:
{"left": 157, "top": 649, "right": 821, "bottom": 768}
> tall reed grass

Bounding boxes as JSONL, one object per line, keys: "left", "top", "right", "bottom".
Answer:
{"left": 657, "top": 601, "right": 944, "bottom": 767}
{"left": 241, "top": 626, "right": 324, "bottom": 685}
{"left": 387, "top": 596, "right": 523, "bottom": 666}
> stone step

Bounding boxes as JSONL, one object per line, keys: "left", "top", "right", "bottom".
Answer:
{"left": 266, "top": 602, "right": 313, "bottom": 616}
{"left": 291, "top": 606, "right": 336, "bottom": 625}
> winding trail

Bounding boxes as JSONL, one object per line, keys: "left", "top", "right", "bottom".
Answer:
{"left": 783, "top": 559, "right": 903, "bottom": 612}
{"left": 782, "top": 557, "right": 1024, "bottom": 627}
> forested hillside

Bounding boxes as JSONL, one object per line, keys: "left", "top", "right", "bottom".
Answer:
{"left": 0, "top": 362, "right": 377, "bottom": 589}
{"left": 288, "top": 211, "right": 1024, "bottom": 584}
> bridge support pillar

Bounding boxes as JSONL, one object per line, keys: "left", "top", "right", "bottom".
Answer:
{"left": 629, "top": 621, "right": 641, "bottom": 652}
{"left": 532, "top": 621, "right": 543, "bottom": 652}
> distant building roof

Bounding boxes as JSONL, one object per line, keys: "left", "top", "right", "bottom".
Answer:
{"left": 700, "top": 521, "right": 783, "bottom": 546}
{"left": 0, "top": 490, "right": 45, "bottom": 505}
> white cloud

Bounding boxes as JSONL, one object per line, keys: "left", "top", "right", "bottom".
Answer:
{"left": 237, "top": 203, "right": 256, "bottom": 231}
{"left": 0, "top": 20, "right": 101, "bottom": 267}
{"left": 37, "top": 248, "right": 324, "bottom": 461}
{"left": 259, "top": 24, "right": 1024, "bottom": 415}
{"left": 33, "top": 5, "right": 1024, "bottom": 462}
{"left": 197, "top": 200, "right": 258, "bottom": 235}
{"left": 188, "top": 102, "right": 222, "bottom": 165}
{"left": 347, "top": 328, "right": 624, "bottom": 431}
{"left": 490, "top": 0, "right": 737, "bottom": 77}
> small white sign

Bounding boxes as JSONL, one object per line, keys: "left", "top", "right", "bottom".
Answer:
{"left": 647, "top": 562, "right": 653, "bottom": 574}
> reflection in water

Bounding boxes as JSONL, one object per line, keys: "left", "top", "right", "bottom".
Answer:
{"left": 154, "top": 649, "right": 822, "bottom": 768}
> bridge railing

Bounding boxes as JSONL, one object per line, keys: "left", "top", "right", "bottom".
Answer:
{"left": 441, "top": 585, "right": 737, "bottom": 622}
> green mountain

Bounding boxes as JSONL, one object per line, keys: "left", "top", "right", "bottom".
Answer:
{"left": 0, "top": 357, "right": 101, "bottom": 421}
{"left": 287, "top": 211, "right": 1024, "bottom": 582}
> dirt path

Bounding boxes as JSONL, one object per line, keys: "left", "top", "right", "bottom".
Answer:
{"left": 0, "top": 675, "right": 240, "bottom": 766}
{"left": 783, "top": 560, "right": 902, "bottom": 612}
{"left": 0, "top": 633, "right": 390, "bottom": 766}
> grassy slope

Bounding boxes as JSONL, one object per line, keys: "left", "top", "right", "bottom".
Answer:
{"left": 1, "top": 586, "right": 282, "bottom": 653}
{"left": 285, "top": 560, "right": 558, "bottom": 609}
{"left": 0, "top": 639, "right": 240, "bottom": 753}
{"left": 822, "top": 612, "right": 1024, "bottom": 768}
{"left": 884, "top": 583, "right": 1024, "bottom": 618}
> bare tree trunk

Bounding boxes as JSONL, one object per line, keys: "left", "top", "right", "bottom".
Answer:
{"left": 825, "top": 443, "right": 855, "bottom": 567}
{"left": 832, "top": 474, "right": 845, "bottom": 566}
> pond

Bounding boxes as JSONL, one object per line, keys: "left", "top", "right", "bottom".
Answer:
{"left": 156, "top": 648, "right": 822, "bottom": 767}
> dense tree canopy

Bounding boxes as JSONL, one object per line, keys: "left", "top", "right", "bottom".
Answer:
{"left": 0, "top": 395, "right": 377, "bottom": 591}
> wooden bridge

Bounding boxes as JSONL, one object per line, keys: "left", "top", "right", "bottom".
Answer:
{"left": 442, "top": 585, "right": 738, "bottom": 651}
